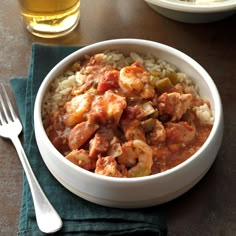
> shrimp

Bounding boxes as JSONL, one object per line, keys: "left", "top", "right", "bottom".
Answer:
{"left": 95, "top": 156, "right": 128, "bottom": 177}
{"left": 118, "top": 140, "right": 153, "bottom": 177}
{"left": 66, "top": 149, "right": 96, "bottom": 170}
{"left": 119, "top": 64, "right": 155, "bottom": 98}
{"left": 64, "top": 93, "right": 94, "bottom": 127}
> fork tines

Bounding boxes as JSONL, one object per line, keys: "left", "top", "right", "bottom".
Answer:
{"left": 0, "top": 83, "right": 17, "bottom": 125}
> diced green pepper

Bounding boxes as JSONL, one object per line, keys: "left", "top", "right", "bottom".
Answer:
{"left": 150, "top": 75, "right": 160, "bottom": 87}
{"left": 155, "top": 77, "right": 173, "bottom": 93}
{"left": 141, "top": 118, "right": 155, "bottom": 133}
{"left": 167, "top": 72, "right": 179, "bottom": 85}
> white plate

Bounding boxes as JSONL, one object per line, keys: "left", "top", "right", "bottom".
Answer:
{"left": 145, "top": 0, "right": 236, "bottom": 23}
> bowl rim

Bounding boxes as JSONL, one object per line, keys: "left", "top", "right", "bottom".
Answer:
{"left": 34, "top": 38, "right": 223, "bottom": 184}
{"left": 145, "top": 0, "right": 236, "bottom": 13}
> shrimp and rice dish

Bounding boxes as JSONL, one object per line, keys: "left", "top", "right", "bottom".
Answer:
{"left": 42, "top": 51, "right": 213, "bottom": 178}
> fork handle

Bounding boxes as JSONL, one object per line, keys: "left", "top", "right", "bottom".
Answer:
{"left": 11, "top": 136, "right": 63, "bottom": 234}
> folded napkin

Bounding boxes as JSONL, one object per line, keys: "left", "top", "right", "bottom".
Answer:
{"left": 10, "top": 44, "right": 167, "bottom": 236}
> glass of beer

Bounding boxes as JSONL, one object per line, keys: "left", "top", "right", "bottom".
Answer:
{"left": 17, "top": 0, "right": 80, "bottom": 38}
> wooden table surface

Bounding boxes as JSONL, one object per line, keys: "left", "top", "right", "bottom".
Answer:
{"left": 1, "top": 0, "right": 236, "bottom": 235}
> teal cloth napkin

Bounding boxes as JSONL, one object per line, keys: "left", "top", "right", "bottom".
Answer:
{"left": 10, "top": 44, "right": 167, "bottom": 236}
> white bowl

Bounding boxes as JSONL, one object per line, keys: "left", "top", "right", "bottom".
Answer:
{"left": 34, "top": 39, "right": 223, "bottom": 208}
{"left": 145, "top": 0, "right": 236, "bottom": 23}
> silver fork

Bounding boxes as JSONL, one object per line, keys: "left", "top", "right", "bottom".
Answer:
{"left": 0, "top": 83, "right": 63, "bottom": 234}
